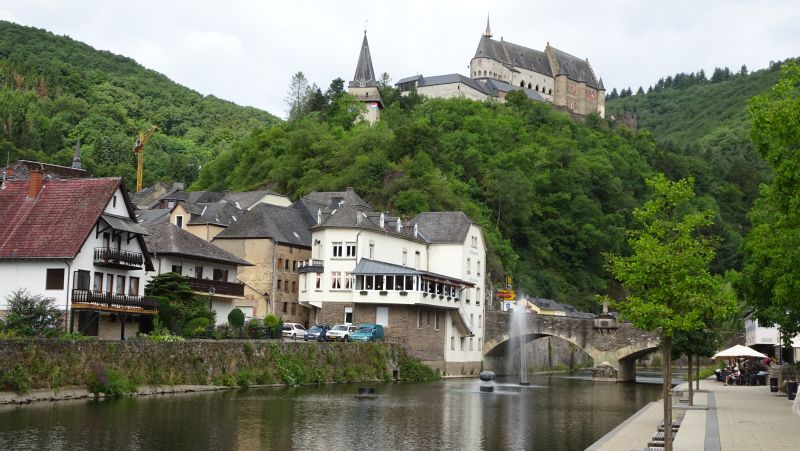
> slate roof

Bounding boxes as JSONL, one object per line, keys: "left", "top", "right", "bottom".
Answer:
{"left": 473, "top": 36, "right": 553, "bottom": 77}
{"left": 485, "top": 79, "right": 546, "bottom": 101}
{"left": 295, "top": 189, "right": 372, "bottom": 226}
{"left": 136, "top": 208, "right": 170, "bottom": 224}
{"left": 213, "top": 203, "right": 311, "bottom": 247}
{"left": 186, "top": 202, "right": 241, "bottom": 227}
{"left": 0, "top": 178, "right": 153, "bottom": 271}
{"left": 222, "top": 190, "right": 286, "bottom": 210}
{"left": 142, "top": 222, "right": 251, "bottom": 266}
{"left": 547, "top": 45, "right": 600, "bottom": 89}
{"left": 411, "top": 212, "right": 476, "bottom": 244}
{"left": 401, "top": 73, "right": 489, "bottom": 94}
{"left": 161, "top": 190, "right": 225, "bottom": 205}
{"left": 529, "top": 297, "right": 595, "bottom": 318}
{"left": 350, "top": 32, "right": 379, "bottom": 88}
{"left": 11, "top": 160, "right": 91, "bottom": 180}
{"left": 312, "top": 204, "right": 426, "bottom": 243}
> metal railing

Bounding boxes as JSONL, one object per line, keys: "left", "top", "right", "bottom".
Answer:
{"left": 298, "top": 259, "right": 324, "bottom": 274}
{"left": 186, "top": 277, "right": 245, "bottom": 297}
{"left": 71, "top": 289, "right": 159, "bottom": 311}
{"left": 94, "top": 247, "right": 144, "bottom": 269}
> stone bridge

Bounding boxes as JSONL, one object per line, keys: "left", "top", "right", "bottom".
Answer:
{"left": 483, "top": 311, "right": 660, "bottom": 382}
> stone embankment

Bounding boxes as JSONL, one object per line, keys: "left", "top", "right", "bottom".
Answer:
{"left": 0, "top": 339, "right": 436, "bottom": 405}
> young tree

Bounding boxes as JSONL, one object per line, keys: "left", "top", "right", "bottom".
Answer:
{"left": 603, "top": 174, "right": 735, "bottom": 451}
{"left": 285, "top": 71, "right": 312, "bottom": 120}
{"left": 379, "top": 72, "right": 392, "bottom": 88}
{"left": 739, "top": 62, "right": 800, "bottom": 341}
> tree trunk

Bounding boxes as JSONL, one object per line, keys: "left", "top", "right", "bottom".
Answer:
{"left": 696, "top": 354, "right": 700, "bottom": 391}
{"left": 687, "top": 352, "right": 694, "bottom": 406}
{"left": 663, "top": 336, "right": 673, "bottom": 451}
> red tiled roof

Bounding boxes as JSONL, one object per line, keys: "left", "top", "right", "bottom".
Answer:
{"left": 0, "top": 178, "right": 121, "bottom": 258}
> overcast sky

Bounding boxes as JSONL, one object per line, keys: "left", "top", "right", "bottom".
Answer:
{"left": 2, "top": 1, "right": 799, "bottom": 117}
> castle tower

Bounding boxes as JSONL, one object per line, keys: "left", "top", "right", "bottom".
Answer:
{"left": 348, "top": 30, "right": 383, "bottom": 125}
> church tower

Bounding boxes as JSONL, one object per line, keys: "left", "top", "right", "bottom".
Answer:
{"left": 348, "top": 30, "right": 383, "bottom": 125}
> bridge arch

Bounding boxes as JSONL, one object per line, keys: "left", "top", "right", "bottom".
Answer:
{"left": 483, "top": 311, "right": 660, "bottom": 382}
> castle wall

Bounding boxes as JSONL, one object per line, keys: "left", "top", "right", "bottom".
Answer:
{"left": 470, "top": 57, "right": 512, "bottom": 83}
{"left": 508, "top": 67, "right": 554, "bottom": 101}
{"left": 418, "top": 83, "right": 488, "bottom": 102}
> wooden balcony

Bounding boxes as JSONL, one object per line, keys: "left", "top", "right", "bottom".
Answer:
{"left": 71, "top": 289, "right": 159, "bottom": 314}
{"left": 186, "top": 277, "right": 245, "bottom": 297}
{"left": 94, "top": 247, "right": 144, "bottom": 270}
{"left": 298, "top": 259, "right": 324, "bottom": 274}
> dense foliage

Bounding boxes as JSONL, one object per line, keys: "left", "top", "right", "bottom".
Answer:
{"left": 738, "top": 62, "right": 800, "bottom": 338}
{"left": 2, "top": 289, "right": 62, "bottom": 337}
{"left": 0, "top": 21, "right": 278, "bottom": 187}
{"left": 144, "top": 272, "right": 214, "bottom": 335}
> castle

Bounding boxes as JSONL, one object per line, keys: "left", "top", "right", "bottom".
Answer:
{"left": 347, "top": 18, "right": 605, "bottom": 121}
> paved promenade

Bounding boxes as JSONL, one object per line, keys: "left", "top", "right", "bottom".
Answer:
{"left": 587, "top": 377, "right": 800, "bottom": 450}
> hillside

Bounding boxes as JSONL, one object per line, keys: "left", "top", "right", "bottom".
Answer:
{"left": 606, "top": 62, "right": 794, "bottom": 272}
{"left": 0, "top": 21, "right": 279, "bottom": 186}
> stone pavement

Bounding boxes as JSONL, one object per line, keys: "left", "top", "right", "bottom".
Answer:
{"left": 586, "top": 378, "right": 800, "bottom": 450}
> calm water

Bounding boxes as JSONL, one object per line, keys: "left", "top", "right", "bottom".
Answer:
{"left": 0, "top": 372, "right": 668, "bottom": 451}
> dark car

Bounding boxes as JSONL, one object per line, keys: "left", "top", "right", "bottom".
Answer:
{"left": 304, "top": 324, "right": 332, "bottom": 341}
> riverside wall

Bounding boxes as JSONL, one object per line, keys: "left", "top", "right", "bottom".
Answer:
{"left": 0, "top": 339, "right": 418, "bottom": 394}
{"left": 483, "top": 336, "right": 593, "bottom": 375}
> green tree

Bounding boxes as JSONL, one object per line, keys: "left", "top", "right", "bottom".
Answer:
{"left": 603, "top": 174, "right": 735, "bottom": 450}
{"left": 3, "top": 289, "right": 62, "bottom": 336}
{"left": 738, "top": 62, "right": 800, "bottom": 340}
{"left": 145, "top": 272, "right": 214, "bottom": 335}
{"left": 285, "top": 71, "right": 311, "bottom": 120}
{"left": 672, "top": 327, "right": 722, "bottom": 405}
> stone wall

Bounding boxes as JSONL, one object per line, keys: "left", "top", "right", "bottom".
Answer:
{"left": 0, "top": 339, "right": 413, "bottom": 391}
{"left": 484, "top": 336, "right": 592, "bottom": 375}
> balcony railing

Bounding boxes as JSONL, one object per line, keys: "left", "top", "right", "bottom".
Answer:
{"left": 298, "top": 259, "right": 324, "bottom": 274}
{"left": 71, "top": 289, "right": 159, "bottom": 312}
{"left": 186, "top": 277, "right": 245, "bottom": 297}
{"left": 94, "top": 247, "right": 144, "bottom": 270}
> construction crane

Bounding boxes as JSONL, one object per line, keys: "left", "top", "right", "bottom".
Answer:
{"left": 133, "top": 125, "right": 157, "bottom": 192}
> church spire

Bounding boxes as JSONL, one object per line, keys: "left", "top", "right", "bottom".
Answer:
{"left": 351, "top": 30, "right": 378, "bottom": 87}
{"left": 484, "top": 13, "right": 493, "bottom": 38}
{"left": 72, "top": 132, "right": 82, "bottom": 170}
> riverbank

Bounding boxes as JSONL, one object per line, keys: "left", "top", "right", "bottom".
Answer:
{"left": 0, "top": 339, "right": 439, "bottom": 397}
{"left": 0, "top": 385, "right": 228, "bottom": 405}
{"left": 586, "top": 377, "right": 800, "bottom": 450}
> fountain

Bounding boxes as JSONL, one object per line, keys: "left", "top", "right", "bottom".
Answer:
{"left": 511, "top": 301, "right": 530, "bottom": 385}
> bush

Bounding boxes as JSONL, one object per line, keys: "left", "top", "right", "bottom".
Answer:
{"left": 0, "top": 365, "right": 31, "bottom": 394}
{"left": 4, "top": 289, "right": 62, "bottom": 336}
{"left": 140, "top": 317, "right": 185, "bottom": 342}
{"left": 184, "top": 316, "right": 212, "bottom": 338}
{"left": 263, "top": 315, "right": 283, "bottom": 338}
{"left": 245, "top": 318, "right": 265, "bottom": 339}
{"left": 86, "top": 363, "right": 137, "bottom": 397}
{"left": 228, "top": 308, "right": 245, "bottom": 329}
{"left": 399, "top": 356, "right": 440, "bottom": 382}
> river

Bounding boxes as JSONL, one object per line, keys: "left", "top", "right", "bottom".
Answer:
{"left": 0, "top": 371, "right": 675, "bottom": 450}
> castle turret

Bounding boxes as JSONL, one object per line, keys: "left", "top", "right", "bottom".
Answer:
{"left": 348, "top": 30, "right": 382, "bottom": 125}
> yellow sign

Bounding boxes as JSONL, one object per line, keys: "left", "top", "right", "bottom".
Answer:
{"left": 506, "top": 276, "right": 513, "bottom": 286}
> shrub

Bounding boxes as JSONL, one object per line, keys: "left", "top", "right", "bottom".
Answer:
{"left": 214, "top": 324, "right": 232, "bottom": 339}
{"left": 228, "top": 308, "right": 245, "bottom": 329}
{"left": 245, "top": 318, "right": 265, "bottom": 338}
{"left": 4, "top": 289, "right": 62, "bottom": 336}
{"left": 140, "top": 316, "right": 185, "bottom": 342}
{"left": 86, "top": 363, "right": 137, "bottom": 397}
{"left": 58, "top": 332, "right": 96, "bottom": 341}
{"left": 0, "top": 365, "right": 31, "bottom": 394}
{"left": 184, "top": 316, "right": 212, "bottom": 338}
{"left": 263, "top": 315, "right": 283, "bottom": 338}
{"left": 399, "top": 356, "right": 440, "bottom": 382}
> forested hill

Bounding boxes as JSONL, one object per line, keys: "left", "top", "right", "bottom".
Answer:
{"left": 0, "top": 21, "right": 279, "bottom": 186}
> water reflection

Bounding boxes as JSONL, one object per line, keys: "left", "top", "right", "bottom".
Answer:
{"left": 0, "top": 373, "right": 664, "bottom": 450}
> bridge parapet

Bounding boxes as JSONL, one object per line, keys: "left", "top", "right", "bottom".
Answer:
{"left": 483, "top": 310, "right": 660, "bottom": 382}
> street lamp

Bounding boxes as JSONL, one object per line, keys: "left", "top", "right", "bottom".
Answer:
{"left": 207, "top": 286, "right": 215, "bottom": 312}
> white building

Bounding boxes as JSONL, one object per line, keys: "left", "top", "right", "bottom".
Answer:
{"left": 745, "top": 317, "right": 800, "bottom": 362}
{"left": 0, "top": 171, "right": 156, "bottom": 339}
{"left": 141, "top": 222, "right": 254, "bottom": 324}
{"left": 297, "top": 197, "right": 486, "bottom": 375}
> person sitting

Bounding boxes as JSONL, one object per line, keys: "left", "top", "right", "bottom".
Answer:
{"left": 725, "top": 367, "right": 741, "bottom": 385}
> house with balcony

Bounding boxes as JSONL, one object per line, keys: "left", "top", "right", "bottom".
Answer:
{"left": 141, "top": 222, "right": 253, "bottom": 324}
{"left": 212, "top": 203, "right": 312, "bottom": 325}
{"left": 297, "top": 196, "right": 486, "bottom": 375}
{"left": 0, "top": 171, "right": 156, "bottom": 339}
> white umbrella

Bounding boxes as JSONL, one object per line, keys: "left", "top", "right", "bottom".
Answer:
{"left": 712, "top": 344, "right": 767, "bottom": 360}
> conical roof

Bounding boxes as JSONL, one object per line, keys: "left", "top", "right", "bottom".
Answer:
{"left": 350, "top": 32, "right": 379, "bottom": 88}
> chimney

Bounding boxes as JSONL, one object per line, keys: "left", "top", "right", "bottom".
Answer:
{"left": 5, "top": 166, "right": 13, "bottom": 178}
{"left": 28, "top": 170, "right": 43, "bottom": 197}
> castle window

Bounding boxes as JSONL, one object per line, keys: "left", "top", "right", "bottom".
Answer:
{"left": 549, "top": 88, "right": 552, "bottom": 95}
{"left": 520, "top": 81, "right": 525, "bottom": 87}
{"left": 528, "top": 83, "right": 532, "bottom": 89}
{"left": 536, "top": 84, "right": 540, "bottom": 91}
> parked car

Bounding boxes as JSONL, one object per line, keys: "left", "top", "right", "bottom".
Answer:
{"left": 304, "top": 324, "right": 332, "bottom": 341}
{"left": 350, "top": 323, "right": 385, "bottom": 342}
{"left": 282, "top": 323, "right": 307, "bottom": 339}
{"left": 326, "top": 324, "right": 357, "bottom": 342}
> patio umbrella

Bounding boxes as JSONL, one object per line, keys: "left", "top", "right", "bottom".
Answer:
{"left": 711, "top": 344, "right": 767, "bottom": 360}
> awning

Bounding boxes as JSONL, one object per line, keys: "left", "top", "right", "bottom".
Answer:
{"left": 101, "top": 214, "right": 149, "bottom": 235}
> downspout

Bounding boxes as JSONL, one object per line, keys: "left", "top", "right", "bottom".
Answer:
{"left": 271, "top": 239, "right": 278, "bottom": 317}
{"left": 62, "top": 260, "right": 72, "bottom": 332}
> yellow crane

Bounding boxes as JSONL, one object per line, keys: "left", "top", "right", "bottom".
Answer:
{"left": 133, "top": 125, "right": 157, "bottom": 192}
